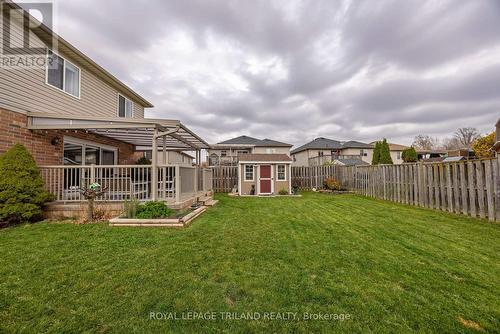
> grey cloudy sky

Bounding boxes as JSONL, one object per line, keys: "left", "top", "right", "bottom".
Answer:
{"left": 49, "top": 0, "right": 500, "bottom": 146}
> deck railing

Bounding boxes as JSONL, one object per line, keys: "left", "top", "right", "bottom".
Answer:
{"left": 39, "top": 164, "right": 213, "bottom": 203}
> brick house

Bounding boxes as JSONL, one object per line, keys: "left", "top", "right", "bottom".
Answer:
{"left": 0, "top": 1, "right": 211, "bottom": 209}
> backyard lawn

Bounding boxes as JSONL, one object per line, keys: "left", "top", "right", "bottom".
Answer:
{"left": 1, "top": 193, "right": 499, "bottom": 333}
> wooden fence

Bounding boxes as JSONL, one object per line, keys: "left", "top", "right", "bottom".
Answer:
{"left": 350, "top": 159, "right": 500, "bottom": 222}
{"left": 211, "top": 166, "right": 238, "bottom": 192}
{"left": 211, "top": 158, "right": 500, "bottom": 222}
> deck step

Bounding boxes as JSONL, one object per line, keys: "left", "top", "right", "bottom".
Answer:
{"left": 198, "top": 196, "right": 212, "bottom": 204}
{"left": 204, "top": 199, "right": 218, "bottom": 206}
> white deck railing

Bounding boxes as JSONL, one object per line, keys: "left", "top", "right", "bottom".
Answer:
{"left": 39, "top": 165, "right": 213, "bottom": 202}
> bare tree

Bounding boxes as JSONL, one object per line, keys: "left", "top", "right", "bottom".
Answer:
{"left": 454, "top": 127, "right": 479, "bottom": 149}
{"left": 412, "top": 135, "right": 439, "bottom": 150}
{"left": 442, "top": 137, "right": 461, "bottom": 150}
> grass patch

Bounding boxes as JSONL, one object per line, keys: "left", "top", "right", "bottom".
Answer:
{"left": 1, "top": 193, "right": 499, "bottom": 333}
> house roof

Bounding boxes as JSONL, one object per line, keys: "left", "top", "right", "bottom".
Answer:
{"left": 369, "top": 141, "right": 410, "bottom": 151}
{"left": 3, "top": 1, "right": 153, "bottom": 108}
{"left": 443, "top": 156, "right": 465, "bottom": 163}
{"left": 238, "top": 154, "right": 292, "bottom": 163}
{"left": 215, "top": 135, "right": 292, "bottom": 147}
{"left": 334, "top": 158, "right": 370, "bottom": 166}
{"left": 291, "top": 137, "right": 372, "bottom": 154}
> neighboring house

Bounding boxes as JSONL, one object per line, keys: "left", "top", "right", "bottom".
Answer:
{"left": 291, "top": 138, "right": 373, "bottom": 166}
{"left": 417, "top": 150, "right": 447, "bottom": 162}
{"left": 369, "top": 142, "right": 409, "bottom": 165}
{"left": 208, "top": 135, "right": 292, "bottom": 166}
{"left": 137, "top": 148, "right": 194, "bottom": 166}
{"left": 0, "top": 2, "right": 210, "bottom": 209}
{"left": 238, "top": 154, "right": 292, "bottom": 196}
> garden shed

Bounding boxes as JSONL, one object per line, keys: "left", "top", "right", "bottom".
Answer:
{"left": 237, "top": 154, "right": 292, "bottom": 195}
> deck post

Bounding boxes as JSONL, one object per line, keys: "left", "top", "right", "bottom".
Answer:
{"left": 163, "top": 136, "right": 167, "bottom": 164}
{"left": 175, "top": 165, "right": 181, "bottom": 203}
{"left": 194, "top": 166, "right": 198, "bottom": 194}
{"left": 152, "top": 128, "right": 158, "bottom": 200}
{"left": 90, "top": 164, "right": 96, "bottom": 184}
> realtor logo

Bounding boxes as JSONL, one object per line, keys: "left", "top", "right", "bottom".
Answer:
{"left": 1, "top": 1, "right": 53, "bottom": 55}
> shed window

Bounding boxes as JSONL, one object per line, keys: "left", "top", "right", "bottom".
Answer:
{"left": 118, "top": 94, "right": 133, "bottom": 118}
{"left": 245, "top": 165, "right": 254, "bottom": 181}
{"left": 277, "top": 165, "right": 286, "bottom": 181}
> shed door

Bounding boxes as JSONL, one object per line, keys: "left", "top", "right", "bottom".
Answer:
{"left": 259, "top": 165, "right": 272, "bottom": 194}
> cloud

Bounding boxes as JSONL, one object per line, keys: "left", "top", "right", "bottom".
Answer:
{"left": 48, "top": 0, "right": 500, "bottom": 147}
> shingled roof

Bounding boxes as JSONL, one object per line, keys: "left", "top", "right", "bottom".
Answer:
{"left": 291, "top": 137, "right": 372, "bottom": 154}
{"left": 216, "top": 135, "right": 292, "bottom": 147}
{"left": 238, "top": 154, "right": 292, "bottom": 162}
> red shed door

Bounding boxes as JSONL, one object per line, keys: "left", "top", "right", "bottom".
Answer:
{"left": 259, "top": 165, "right": 272, "bottom": 194}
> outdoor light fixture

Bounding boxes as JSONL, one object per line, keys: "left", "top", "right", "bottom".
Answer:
{"left": 50, "top": 137, "right": 61, "bottom": 146}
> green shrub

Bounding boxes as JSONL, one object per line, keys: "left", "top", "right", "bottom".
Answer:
{"left": 402, "top": 147, "right": 418, "bottom": 162}
{"left": 379, "top": 139, "right": 393, "bottom": 164}
{"left": 0, "top": 144, "right": 53, "bottom": 225}
{"left": 135, "top": 201, "right": 174, "bottom": 219}
{"left": 372, "top": 139, "right": 393, "bottom": 165}
{"left": 122, "top": 198, "right": 140, "bottom": 218}
{"left": 278, "top": 189, "right": 288, "bottom": 195}
{"left": 324, "top": 177, "right": 342, "bottom": 190}
{"left": 136, "top": 156, "right": 151, "bottom": 165}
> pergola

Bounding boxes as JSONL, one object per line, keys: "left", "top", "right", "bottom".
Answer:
{"left": 27, "top": 112, "right": 210, "bottom": 200}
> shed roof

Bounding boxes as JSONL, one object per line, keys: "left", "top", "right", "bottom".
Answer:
{"left": 238, "top": 154, "right": 292, "bottom": 163}
{"left": 334, "top": 159, "right": 370, "bottom": 166}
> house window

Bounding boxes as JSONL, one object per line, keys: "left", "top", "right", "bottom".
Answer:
{"left": 63, "top": 137, "right": 117, "bottom": 166}
{"left": 360, "top": 149, "right": 367, "bottom": 157}
{"left": 221, "top": 150, "right": 227, "bottom": 157}
{"left": 118, "top": 94, "right": 133, "bottom": 118}
{"left": 277, "top": 165, "right": 286, "bottom": 181}
{"left": 397, "top": 152, "right": 401, "bottom": 160}
{"left": 245, "top": 165, "right": 254, "bottom": 181}
{"left": 237, "top": 150, "right": 249, "bottom": 155}
{"left": 46, "top": 50, "right": 80, "bottom": 98}
{"left": 266, "top": 148, "right": 276, "bottom": 153}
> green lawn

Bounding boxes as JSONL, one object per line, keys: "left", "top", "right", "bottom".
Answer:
{"left": 1, "top": 193, "right": 499, "bottom": 333}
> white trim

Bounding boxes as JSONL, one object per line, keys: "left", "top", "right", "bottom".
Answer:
{"left": 64, "top": 136, "right": 118, "bottom": 165}
{"left": 45, "top": 50, "right": 81, "bottom": 99}
{"left": 244, "top": 164, "right": 255, "bottom": 182}
{"left": 276, "top": 164, "right": 287, "bottom": 181}
{"left": 117, "top": 94, "right": 134, "bottom": 118}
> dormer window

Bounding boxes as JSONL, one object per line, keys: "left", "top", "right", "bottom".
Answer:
{"left": 46, "top": 50, "right": 80, "bottom": 98}
{"left": 118, "top": 94, "right": 133, "bottom": 118}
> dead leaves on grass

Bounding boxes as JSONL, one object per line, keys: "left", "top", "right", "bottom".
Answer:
{"left": 458, "top": 317, "right": 484, "bottom": 332}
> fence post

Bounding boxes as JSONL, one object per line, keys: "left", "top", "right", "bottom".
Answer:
{"left": 496, "top": 156, "right": 500, "bottom": 221}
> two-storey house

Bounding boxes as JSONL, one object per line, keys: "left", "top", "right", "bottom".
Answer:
{"left": 207, "top": 135, "right": 292, "bottom": 166}
{"left": 291, "top": 138, "right": 373, "bottom": 166}
{"left": 0, "top": 1, "right": 211, "bottom": 210}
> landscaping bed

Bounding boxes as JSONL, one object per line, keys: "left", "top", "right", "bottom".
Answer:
{"left": 109, "top": 200, "right": 207, "bottom": 227}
